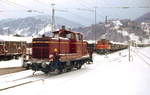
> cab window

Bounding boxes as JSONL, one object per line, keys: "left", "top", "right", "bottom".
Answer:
{"left": 53, "top": 33, "right": 59, "bottom": 38}
{"left": 66, "top": 33, "right": 76, "bottom": 40}
{"left": 76, "top": 34, "right": 83, "bottom": 41}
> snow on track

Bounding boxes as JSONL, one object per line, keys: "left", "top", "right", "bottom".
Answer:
{"left": 0, "top": 67, "right": 25, "bottom": 75}
{"left": 0, "top": 47, "right": 150, "bottom": 95}
{"left": 0, "top": 57, "right": 23, "bottom": 68}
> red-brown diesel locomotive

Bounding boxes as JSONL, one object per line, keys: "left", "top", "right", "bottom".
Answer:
{"left": 23, "top": 26, "right": 93, "bottom": 74}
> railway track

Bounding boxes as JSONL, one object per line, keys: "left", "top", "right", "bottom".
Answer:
{"left": 0, "top": 77, "right": 46, "bottom": 91}
{"left": 0, "top": 50, "right": 128, "bottom": 92}
{"left": 0, "top": 67, "right": 26, "bottom": 76}
{"left": 0, "top": 70, "right": 49, "bottom": 91}
{"left": 0, "top": 68, "right": 78, "bottom": 91}
{"left": 0, "top": 67, "right": 88, "bottom": 92}
{"left": 0, "top": 81, "right": 33, "bottom": 91}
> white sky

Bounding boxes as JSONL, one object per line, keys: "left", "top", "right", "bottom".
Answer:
{"left": 0, "top": 0, "right": 150, "bottom": 25}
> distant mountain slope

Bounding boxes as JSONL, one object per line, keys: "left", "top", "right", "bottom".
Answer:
{"left": 0, "top": 14, "right": 149, "bottom": 43}
{"left": 0, "top": 15, "right": 83, "bottom": 36}
{"left": 73, "top": 23, "right": 106, "bottom": 40}
{"left": 136, "top": 12, "right": 150, "bottom": 22}
{"left": 74, "top": 19, "right": 149, "bottom": 43}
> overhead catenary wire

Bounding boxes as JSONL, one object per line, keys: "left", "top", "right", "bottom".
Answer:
{"left": 66, "top": 11, "right": 92, "bottom": 23}
{"left": 0, "top": 0, "right": 19, "bottom": 8}
{"left": 0, "top": 0, "right": 45, "bottom": 14}
{"left": 0, "top": 0, "right": 150, "bottom": 25}
{"left": 75, "top": 0, "right": 91, "bottom": 9}
{"left": 33, "top": 0, "right": 49, "bottom": 7}
{"left": 49, "top": 6, "right": 94, "bottom": 25}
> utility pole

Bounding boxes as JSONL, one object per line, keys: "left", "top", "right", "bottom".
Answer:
{"left": 44, "top": 24, "right": 46, "bottom": 34}
{"left": 105, "top": 16, "right": 108, "bottom": 36}
{"left": 51, "top": 3, "right": 55, "bottom": 33}
{"left": 94, "top": 7, "right": 97, "bottom": 48}
{"left": 8, "top": 28, "right": 9, "bottom": 36}
{"left": 105, "top": 16, "right": 107, "bottom": 24}
{"left": 36, "top": 25, "right": 38, "bottom": 36}
{"left": 128, "top": 40, "right": 131, "bottom": 62}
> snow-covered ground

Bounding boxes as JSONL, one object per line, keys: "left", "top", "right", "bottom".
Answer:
{"left": 0, "top": 47, "right": 150, "bottom": 95}
{"left": 0, "top": 58, "right": 23, "bottom": 68}
{"left": 0, "top": 35, "right": 33, "bottom": 43}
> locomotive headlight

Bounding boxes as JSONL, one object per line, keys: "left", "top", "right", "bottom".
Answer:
{"left": 49, "top": 54, "right": 54, "bottom": 61}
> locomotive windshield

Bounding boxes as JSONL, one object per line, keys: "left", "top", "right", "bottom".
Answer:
{"left": 53, "top": 33, "right": 59, "bottom": 38}
{"left": 76, "top": 33, "right": 83, "bottom": 41}
{"left": 53, "top": 30, "right": 76, "bottom": 40}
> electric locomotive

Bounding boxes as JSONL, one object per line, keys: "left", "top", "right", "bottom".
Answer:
{"left": 23, "top": 26, "right": 93, "bottom": 74}
{"left": 95, "top": 39, "right": 111, "bottom": 54}
{"left": 95, "top": 39, "right": 128, "bottom": 54}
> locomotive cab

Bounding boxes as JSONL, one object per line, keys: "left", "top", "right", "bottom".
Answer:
{"left": 53, "top": 27, "right": 79, "bottom": 53}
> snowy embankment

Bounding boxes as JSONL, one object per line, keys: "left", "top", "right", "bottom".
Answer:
{"left": 0, "top": 35, "right": 32, "bottom": 43}
{"left": 0, "top": 58, "right": 23, "bottom": 68}
{"left": 0, "top": 47, "right": 150, "bottom": 95}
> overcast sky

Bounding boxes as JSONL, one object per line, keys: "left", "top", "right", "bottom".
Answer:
{"left": 0, "top": 0, "right": 150, "bottom": 25}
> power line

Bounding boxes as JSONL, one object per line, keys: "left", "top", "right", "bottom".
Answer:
{"left": 4, "top": 0, "right": 31, "bottom": 10}
{"left": 0, "top": 0, "right": 45, "bottom": 14}
{"left": 67, "top": 10, "right": 92, "bottom": 23}
{"left": 0, "top": 0, "right": 20, "bottom": 9}
{"left": 96, "top": 6, "right": 150, "bottom": 9}
{"left": 75, "top": 0, "right": 91, "bottom": 9}
{"left": 33, "top": 0, "right": 49, "bottom": 7}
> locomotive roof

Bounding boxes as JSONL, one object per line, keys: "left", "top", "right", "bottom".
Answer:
{"left": 53, "top": 29, "right": 82, "bottom": 35}
{"left": 32, "top": 28, "right": 83, "bottom": 41}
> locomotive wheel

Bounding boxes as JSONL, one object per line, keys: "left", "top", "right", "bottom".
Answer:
{"left": 62, "top": 68, "right": 68, "bottom": 73}
{"left": 41, "top": 68, "right": 49, "bottom": 74}
{"left": 31, "top": 63, "right": 39, "bottom": 71}
{"left": 57, "top": 69, "right": 63, "bottom": 74}
{"left": 67, "top": 64, "right": 73, "bottom": 72}
{"left": 62, "top": 67, "right": 72, "bottom": 73}
{"left": 54, "top": 68, "right": 63, "bottom": 74}
{"left": 67, "top": 68, "right": 72, "bottom": 72}
{"left": 76, "top": 63, "right": 82, "bottom": 69}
